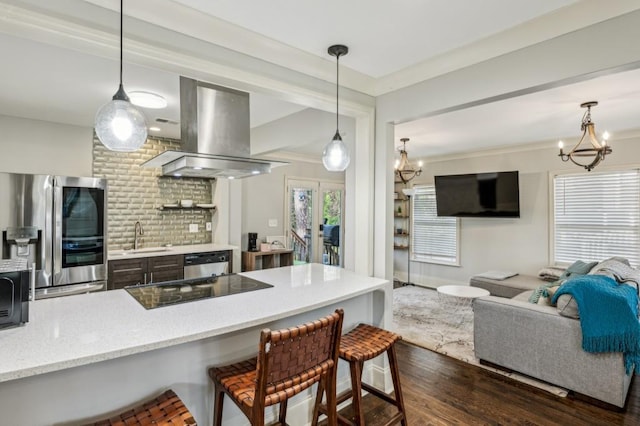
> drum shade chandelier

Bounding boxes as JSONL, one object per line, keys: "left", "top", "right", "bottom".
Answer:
{"left": 322, "top": 44, "right": 350, "bottom": 172}
{"left": 94, "top": 0, "right": 147, "bottom": 152}
{"left": 395, "top": 138, "right": 423, "bottom": 184}
{"left": 558, "top": 101, "right": 611, "bottom": 171}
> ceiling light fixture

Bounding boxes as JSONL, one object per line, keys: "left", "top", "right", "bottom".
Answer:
{"left": 558, "top": 101, "right": 611, "bottom": 171}
{"left": 322, "top": 44, "right": 350, "bottom": 172}
{"left": 395, "top": 138, "right": 423, "bottom": 184}
{"left": 94, "top": 0, "right": 147, "bottom": 152}
{"left": 129, "top": 91, "right": 168, "bottom": 109}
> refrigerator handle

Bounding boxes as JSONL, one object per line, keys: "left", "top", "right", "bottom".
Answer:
{"left": 30, "top": 263, "right": 36, "bottom": 301}
{"left": 52, "top": 182, "right": 62, "bottom": 277}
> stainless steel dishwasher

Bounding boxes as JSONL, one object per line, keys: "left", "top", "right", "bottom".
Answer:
{"left": 183, "top": 251, "right": 230, "bottom": 279}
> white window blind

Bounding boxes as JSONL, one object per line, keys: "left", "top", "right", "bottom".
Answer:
{"left": 412, "top": 185, "right": 459, "bottom": 265}
{"left": 554, "top": 169, "right": 640, "bottom": 267}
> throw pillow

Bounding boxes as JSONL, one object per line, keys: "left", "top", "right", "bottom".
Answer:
{"left": 558, "top": 260, "right": 598, "bottom": 281}
{"left": 536, "top": 285, "right": 561, "bottom": 306}
{"left": 537, "top": 266, "right": 565, "bottom": 282}
{"left": 556, "top": 293, "right": 580, "bottom": 319}
{"left": 529, "top": 281, "right": 560, "bottom": 304}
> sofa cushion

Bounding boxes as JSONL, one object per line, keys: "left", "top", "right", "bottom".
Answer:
{"left": 556, "top": 294, "right": 580, "bottom": 318}
{"left": 470, "top": 274, "right": 541, "bottom": 298}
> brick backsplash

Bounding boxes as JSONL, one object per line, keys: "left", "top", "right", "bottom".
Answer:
{"left": 93, "top": 136, "right": 214, "bottom": 250}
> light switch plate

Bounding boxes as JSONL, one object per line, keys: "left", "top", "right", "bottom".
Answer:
{"left": 268, "top": 219, "right": 278, "bottom": 227}
{"left": 189, "top": 224, "right": 198, "bottom": 233}
{"left": 206, "top": 222, "right": 212, "bottom": 231}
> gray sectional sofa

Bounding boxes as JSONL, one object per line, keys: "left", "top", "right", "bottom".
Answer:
{"left": 471, "top": 274, "right": 634, "bottom": 408}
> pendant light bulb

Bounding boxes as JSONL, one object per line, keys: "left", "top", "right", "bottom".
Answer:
{"left": 323, "top": 131, "right": 350, "bottom": 171}
{"left": 323, "top": 45, "right": 350, "bottom": 172}
{"left": 95, "top": 0, "right": 147, "bottom": 152}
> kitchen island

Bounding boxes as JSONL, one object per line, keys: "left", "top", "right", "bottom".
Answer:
{"left": 0, "top": 263, "right": 390, "bottom": 425}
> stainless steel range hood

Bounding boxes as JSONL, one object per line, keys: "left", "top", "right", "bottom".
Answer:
{"left": 142, "top": 77, "right": 287, "bottom": 179}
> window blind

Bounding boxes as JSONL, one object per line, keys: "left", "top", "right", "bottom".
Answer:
{"left": 554, "top": 169, "right": 640, "bottom": 267}
{"left": 411, "top": 185, "right": 458, "bottom": 264}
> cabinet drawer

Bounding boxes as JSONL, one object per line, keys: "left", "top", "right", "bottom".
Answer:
{"left": 108, "top": 258, "right": 148, "bottom": 290}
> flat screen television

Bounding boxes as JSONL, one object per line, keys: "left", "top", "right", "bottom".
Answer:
{"left": 434, "top": 171, "right": 520, "bottom": 218}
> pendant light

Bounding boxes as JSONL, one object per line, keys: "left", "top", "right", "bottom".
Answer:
{"left": 94, "top": 0, "right": 147, "bottom": 152}
{"left": 394, "top": 138, "right": 423, "bottom": 184}
{"left": 322, "top": 44, "right": 350, "bottom": 172}
{"left": 558, "top": 101, "right": 611, "bottom": 171}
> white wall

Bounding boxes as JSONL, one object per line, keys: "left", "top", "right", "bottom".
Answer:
{"left": 393, "top": 133, "right": 640, "bottom": 287}
{"left": 0, "top": 114, "right": 93, "bottom": 176}
{"left": 375, "top": 10, "right": 640, "bottom": 284}
{"left": 242, "top": 109, "right": 351, "bottom": 252}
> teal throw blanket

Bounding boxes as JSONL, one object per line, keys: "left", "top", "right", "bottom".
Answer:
{"left": 551, "top": 275, "right": 640, "bottom": 374}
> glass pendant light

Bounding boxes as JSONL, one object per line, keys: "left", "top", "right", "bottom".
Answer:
{"left": 95, "top": 0, "right": 147, "bottom": 152}
{"left": 322, "top": 44, "right": 350, "bottom": 172}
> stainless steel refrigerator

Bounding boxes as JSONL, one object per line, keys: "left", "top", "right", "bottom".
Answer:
{"left": 0, "top": 172, "right": 107, "bottom": 298}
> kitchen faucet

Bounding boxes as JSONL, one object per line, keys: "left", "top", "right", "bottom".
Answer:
{"left": 134, "top": 221, "right": 144, "bottom": 250}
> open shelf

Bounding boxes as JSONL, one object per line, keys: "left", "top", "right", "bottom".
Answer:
{"left": 157, "top": 205, "right": 217, "bottom": 211}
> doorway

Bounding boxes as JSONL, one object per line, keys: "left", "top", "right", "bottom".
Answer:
{"left": 286, "top": 178, "right": 344, "bottom": 266}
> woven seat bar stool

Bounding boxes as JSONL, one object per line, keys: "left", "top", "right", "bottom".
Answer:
{"left": 313, "top": 324, "right": 407, "bottom": 426}
{"left": 86, "top": 389, "right": 196, "bottom": 426}
{"left": 209, "top": 309, "right": 344, "bottom": 426}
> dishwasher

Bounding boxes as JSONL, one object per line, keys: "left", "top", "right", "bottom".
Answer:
{"left": 183, "top": 251, "right": 230, "bottom": 279}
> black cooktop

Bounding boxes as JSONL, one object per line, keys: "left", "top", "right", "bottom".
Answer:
{"left": 125, "top": 274, "right": 273, "bottom": 309}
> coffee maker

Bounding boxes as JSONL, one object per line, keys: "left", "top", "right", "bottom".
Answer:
{"left": 248, "top": 232, "right": 258, "bottom": 252}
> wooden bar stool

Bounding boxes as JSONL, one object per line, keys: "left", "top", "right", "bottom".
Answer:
{"left": 86, "top": 389, "right": 196, "bottom": 426}
{"left": 209, "top": 309, "right": 344, "bottom": 426}
{"left": 313, "top": 324, "right": 407, "bottom": 426}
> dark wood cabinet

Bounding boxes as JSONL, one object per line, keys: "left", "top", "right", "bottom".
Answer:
{"left": 147, "top": 255, "right": 184, "bottom": 283}
{"left": 108, "top": 255, "right": 184, "bottom": 290}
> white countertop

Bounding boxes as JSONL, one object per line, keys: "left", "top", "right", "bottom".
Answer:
{"left": 0, "top": 264, "right": 389, "bottom": 383}
{"left": 108, "top": 243, "right": 237, "bottom": 260}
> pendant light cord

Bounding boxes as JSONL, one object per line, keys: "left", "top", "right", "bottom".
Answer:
{"left": 119, "top": 0, "right": 123, "bottom": 87}
{"left": 336, "top": 52, "right": 340, "bottom": 132}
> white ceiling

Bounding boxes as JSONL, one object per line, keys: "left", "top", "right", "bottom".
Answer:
{"left": 0, "top": 0, "right": 639, "bottom": 159}
{"left": 170, "top": 0, "right": 577, "bottom": 78}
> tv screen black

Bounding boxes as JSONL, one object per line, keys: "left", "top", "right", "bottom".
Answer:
{"left": 434, "top": 171, "right": 520, "bottom": 218}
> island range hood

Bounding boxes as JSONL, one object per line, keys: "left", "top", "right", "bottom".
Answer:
{"left": 141, "top": 76, "right": 287, "bottom": 179}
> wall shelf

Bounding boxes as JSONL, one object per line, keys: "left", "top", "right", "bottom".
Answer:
{"left": 157, "top": 205, "right": 217, "bottom": 212}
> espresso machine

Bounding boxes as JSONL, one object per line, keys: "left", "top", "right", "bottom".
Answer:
{"left": 248, "top": 232, "right": 258, "bottom": 252}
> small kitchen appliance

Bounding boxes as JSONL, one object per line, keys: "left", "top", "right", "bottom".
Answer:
{"left": 0, "top": 259, "right": 30, "bottom": 328}
{"left": 248, "top": 232, "right": 258, "bottom": 252}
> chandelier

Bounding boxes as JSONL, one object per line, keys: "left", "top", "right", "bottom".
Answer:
{"left": 395, "top": 138, "right": 423, "bottom": 184}
{"left": 558, "top": 101, "right": 611, "bottom": 171}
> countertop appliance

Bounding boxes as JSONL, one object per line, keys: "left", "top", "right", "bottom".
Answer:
{"left": 183, "top": 251, "right": 229, "bottom": 279}
{"left": 0, "top": 259, "right": 30, "bottom": 328}
{"left": 0, "top": 173, "right": 107, "bottom": 298}
{"left": 125, "top": 274, "right": 273, "bottom": 309}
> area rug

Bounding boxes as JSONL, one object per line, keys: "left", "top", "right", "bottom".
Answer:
{"left": 392, "top": 285, "right": 568, "bottom": 397}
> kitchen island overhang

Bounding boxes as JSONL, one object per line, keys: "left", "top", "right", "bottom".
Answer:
{"left": 0, "top": 264, "right": 391, "bottom": 425}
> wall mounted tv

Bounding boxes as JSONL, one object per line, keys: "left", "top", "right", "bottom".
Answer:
{"left": 434, "top": 171, "right": 520, "bottom": 218}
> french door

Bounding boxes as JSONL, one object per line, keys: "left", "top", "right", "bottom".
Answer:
{"left": 285, "top": 178, "right": 345, "bottom": 266}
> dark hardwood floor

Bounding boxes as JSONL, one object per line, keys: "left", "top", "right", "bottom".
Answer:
{"left": 321, "top": 341, "right": 640, "bottom": 425}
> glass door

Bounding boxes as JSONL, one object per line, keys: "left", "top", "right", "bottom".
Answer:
{"left": 287, "top": 180, "right": 315, "bottom": 264}
{"left": 286, "top": 179, "right": 344, "bottom": 266}
{"left": 54, "top": 176, "right": 107, "bottom": 286}
{"left": 319, "top": 183, "right": 344, "bottom": 266}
